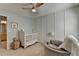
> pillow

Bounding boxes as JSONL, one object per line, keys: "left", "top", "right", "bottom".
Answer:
{"left": 50, "top": 40, "right": 62, "bottom": 46}
{"left": 48, "top": 43, "right": 59, "bottom": 49}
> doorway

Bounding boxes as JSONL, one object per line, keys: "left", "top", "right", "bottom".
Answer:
{"left": 0, "top": 16, "right": 7, "bottom": 49}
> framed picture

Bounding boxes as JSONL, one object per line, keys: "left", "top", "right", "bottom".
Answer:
{"left": 11, "top": 22, "right": 18, "bottom": 29}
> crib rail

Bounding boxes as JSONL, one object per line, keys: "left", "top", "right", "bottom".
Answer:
{"left": 25, "top": 33, "right": 38, "bottom": 40}
{"left": 24, "top": 33, "right": 38, "bottom": 48}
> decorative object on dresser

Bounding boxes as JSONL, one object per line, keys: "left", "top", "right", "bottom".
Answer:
{"left": 10, "top": 22, "right": 18, "bottom": 29}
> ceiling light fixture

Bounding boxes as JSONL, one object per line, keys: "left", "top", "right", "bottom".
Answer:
{"left": 32, "top": 8, "right": 36, "bottom": 12}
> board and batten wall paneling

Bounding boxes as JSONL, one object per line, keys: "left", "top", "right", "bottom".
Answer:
{"left": 65, "top": 7, "right": 79, "bottom": 39}
{"left": 55, "top": 10, "right": 65, "bottom": 41}
{"left": 46, "top": 13, "right": 55, "bottom": 34}
{"left": 33, "top": 13, "right": 55, "bottom": 43}
{"left": 41, "top": 16, "right": 47, "bottom": 42}
{"left": 46, "top": 13, "right": 55, "bottom": 41}
{"left": 34, "top": 6, "right": 79, "bottom": 42}
{"left": 33, "top": 18, "right": 42, "bottom": 42}
{"left": 41, "top": 13, "right": 55, "bottom": 42}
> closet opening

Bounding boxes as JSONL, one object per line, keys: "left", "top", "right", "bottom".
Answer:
{"left": 0, "top": 16, "right": 7, "bottom": 49}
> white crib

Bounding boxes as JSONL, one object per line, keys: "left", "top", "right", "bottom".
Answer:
{"left": 18, "top": 30, "right": 38, "bottom": 48}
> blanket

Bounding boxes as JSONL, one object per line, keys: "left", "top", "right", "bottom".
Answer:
{"left": 59, "top": 35, "right": 79, "bottom": 56}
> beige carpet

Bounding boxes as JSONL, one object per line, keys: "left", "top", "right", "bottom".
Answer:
{"left": 0, "top": 43, "right": 45, "bottom": 56}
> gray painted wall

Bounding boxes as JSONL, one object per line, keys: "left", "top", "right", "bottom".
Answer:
{"left": 0, "top": 10, "right": 33, "bottom": 49}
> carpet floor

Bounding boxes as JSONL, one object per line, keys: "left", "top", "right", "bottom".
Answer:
{"left": 0, "top": 43, "right": 45, "bottom": 56}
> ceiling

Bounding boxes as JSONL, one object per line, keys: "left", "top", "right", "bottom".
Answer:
{"left": 0, "top": 3, "right": 78, "bottom": 18}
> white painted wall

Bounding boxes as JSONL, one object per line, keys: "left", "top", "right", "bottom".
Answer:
{"left": 34, "top": 6, "right": 79, "bottom": 42}
{"left": 42, "top": 14, "right": 55, "bottom": 42}
{"left": 55, "top": 10, "right": 65, "bottom": 41}
{"left": 33, "top": 13, "right": 55, "bottom": 42}
{"left": 65, "top": 7, "right": 79, "bottom": 39}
